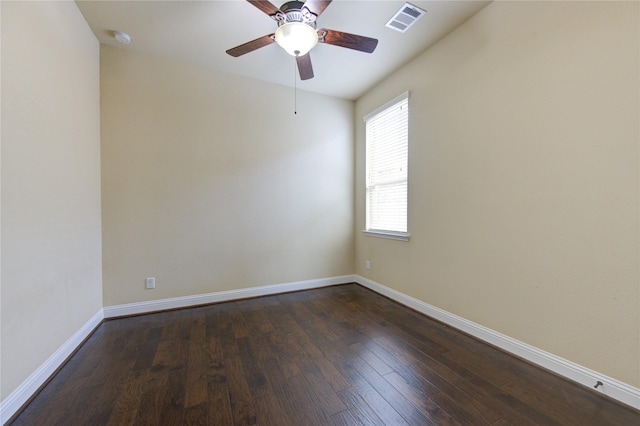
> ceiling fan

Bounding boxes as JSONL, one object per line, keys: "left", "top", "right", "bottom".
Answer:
{"left": 226, "top": 0, "right": 379, "bottom": 80}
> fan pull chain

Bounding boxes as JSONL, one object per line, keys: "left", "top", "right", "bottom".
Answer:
{"left": 293, "top": 56, "right": 297, "bottom": 115}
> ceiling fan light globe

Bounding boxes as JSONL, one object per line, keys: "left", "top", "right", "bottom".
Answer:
{"left": 274, "top": 22, "right": 318, "bottom": 57}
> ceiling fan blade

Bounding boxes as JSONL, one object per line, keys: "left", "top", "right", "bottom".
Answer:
{"left": 318, "top": 29, "right": 378, "bottom": 53}
{"left": 303, "top": 0, "right": 332, "bottom": 17}
{"left": 247, "top": 0, "right": 281, "bottom": 16}
{"left": 226, "top": 34, "right": 275, "bottom": 57}
{"left": 296, "top": 53, "right": 314, "bottom": 80}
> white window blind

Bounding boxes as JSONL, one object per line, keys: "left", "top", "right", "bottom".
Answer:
{"left": 365, "top": 92, "right": 409, "bottom": 238}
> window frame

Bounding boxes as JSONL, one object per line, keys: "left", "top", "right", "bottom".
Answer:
{"left": 363, "top": 91, "right": 410, "bottom": 242}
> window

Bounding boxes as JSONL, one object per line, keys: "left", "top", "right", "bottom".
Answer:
{"left": 364, "top": 92, "right": 409, "bottom": 241}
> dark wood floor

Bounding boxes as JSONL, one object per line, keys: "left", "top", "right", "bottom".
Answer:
{"left": 10, "top": 284, "right": 639, "bottom": 425}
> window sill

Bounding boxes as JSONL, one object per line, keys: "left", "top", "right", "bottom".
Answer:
{"left": 362, "top": 230, "right": 410, "bottom": 241}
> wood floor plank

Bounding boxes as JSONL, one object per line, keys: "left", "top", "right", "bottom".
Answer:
{"left": 9, "top": 284, "right": 639, "bottom": 426}
{"left": 184, "top": 338, "right": 208, "bottom": 408}
{"left": 236, "top": 337, "right": 268, "bottom": 390}
{"left": 290, "top": 309, "right": 343, "bottom": 361}
{"left": 81, "top": 355, "right": 138, "bottom": 424}
{"left": 229, "top": 304, "right": 251, "bottom": 340}
{"left": 348, "top": 353, "right": 438, "bottom": 425}
{"left": 398, "top": 359, "right": 540, "bottom": 425}
{"left": 182, "top": 403, "right": 208, "bottom": 426}
{"left": 251, "top": 383, "right": 292, "bottom": 426}
{"left": 298, "top": 359, "right": 347, "bottom": 416}
{"left": 355, "top": 289, "right": 556, "bottom": 396}
{"left": 131, "top": 327, "right": 163, "bottom": 371}
{"left": 265, "top": 327, "right": 303, "bottom": 378}
{"left": 288, "top": 298, "right": 341, "bottom": 342}
{"left": 364, "top": 337, "right": 421, "bottom": 372}
{"left": 311, "top": 355, "right": 353, "bottom": 393}
{"left": 330, "top": 408, "right": 364, "bottom": 426}
{"left": 429, "top": 389, "right": 500, "bottom": 425}
{"left": 349, "top": 342, "right": 394, "bottom": 376}
{"left": 256, "top": 357, "right": 305, "bottom": 425}
{"left": 156, "top": 368, "right": 187, "bottom": 425}
{"left": 383, "top": 372, "right": 460, "bottom": 426}
{"left": 133, "top": 364, "right": 170, "bottom": 425}
{"left": 8, "top": 356, "right": 86, "bottom": 426}
{"left": 11, "top": 377, "right": 91, "bottom": 426}
{"left": 490, "top": 419, "right": 515, "bottom": 426}
{"left": 336, "top": 387, "right": 386, "bottom": 426}
{"left": 205, "top": 379, "right": 234, "bottom": 425}
{"left": 106, "top": 369, "right": 148, "bottom": 426}
{"left": 335, "top": 357, "right": 410, "bottom": 425}
{"left": 286, "top": 373, "right": 334, "bottom": 424}
{"left": 241, "top": 300, "right": 276, "bottom": 336}
{"left": 206, "top": 303, "right": 241, "bottom": 358}
{"left": 225, "top": 354, "right": 258, "bottom": 425}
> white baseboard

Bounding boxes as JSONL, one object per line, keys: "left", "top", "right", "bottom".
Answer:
{"left": 1, "top": 276, "right": 354, "bottom": 425}
{"left": 0, "top": 309, "right": 104, "bottom": 425}
{"left": 4, "top": 275, "right": 637, "bottom": 425}
{"left": 104, "top": 275, "right": 357, "bottom": 318}
{"left": 354, "top": 275, "right": 640, "bottom": 411}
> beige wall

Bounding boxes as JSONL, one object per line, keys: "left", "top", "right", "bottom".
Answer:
{"left": 100, "top": 46, "right": 354, "bottom": 306}
{"left": 1, "top": 1, "right": 103, "bottom": 399}
{"left": 355, "top": 1, "right": 639, "bottom": 387}
{"left": 2, "top": 0, "right": 637, "bottom": 407}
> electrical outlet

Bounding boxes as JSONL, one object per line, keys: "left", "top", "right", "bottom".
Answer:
{"left": 366, "top": 260, "right": 371, "bottom": 270}
{"left": 145, "top": 277, "right": 156, "bottom": 289}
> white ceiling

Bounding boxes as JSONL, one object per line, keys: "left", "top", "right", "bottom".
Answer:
{"left": 76, "top": 0, "right": 490, "bottom": 100}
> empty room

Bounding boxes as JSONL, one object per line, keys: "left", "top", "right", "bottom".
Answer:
{"left": 1, "top": 0, "right": 639, "bottom": 424}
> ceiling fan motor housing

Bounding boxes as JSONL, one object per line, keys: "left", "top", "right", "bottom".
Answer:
{"left": 273, "top": 1, "right": 317, "bottom": 29}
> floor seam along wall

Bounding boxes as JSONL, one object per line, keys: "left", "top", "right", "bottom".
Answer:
{"left": 0, "top": 310, "right": 105, "bottom": 424}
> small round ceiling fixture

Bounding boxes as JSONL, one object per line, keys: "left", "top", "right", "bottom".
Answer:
{"left": 114, "top": 31, "right": 131, "bottom": 44}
